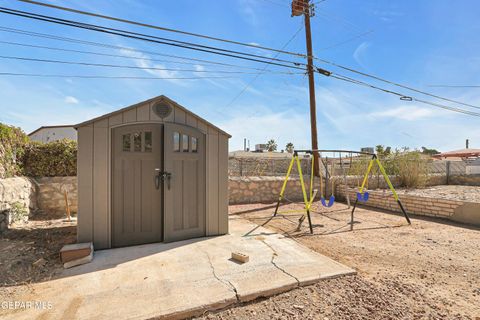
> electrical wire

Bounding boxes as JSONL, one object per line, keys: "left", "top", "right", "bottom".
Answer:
{"left": 330, "top": 73, "right": 480, "bottom": 117}
{"left": 224, "top": 22, "right": 305, "bottom": 108}
{"left": 0, "top": 7, "right": 308, "bottom": 71}
{"left": 315, "top": 57, "right": 480, "bottom": 110}
{"left": 0, "top": 26, "right": 287, "bottom": 71}
{"left": 6, "top": 2, "right": 476, "bottom": 117}
{"left": 427, "top": 85, "right": 480, "bottom": 88}
{"left": 318, "top": 30, "right": 374, "bottom": 51}
{"left": 0, "top": 54, "right": 304, "bottom": 75}
{"left": 0, "top": 72, "right": 239, "bottom": 80}
{"left": 0, "top": 7, "right": 305, "bottom": 66}
{"left": 17, "top": 0, "right": 308, "bottom": 58}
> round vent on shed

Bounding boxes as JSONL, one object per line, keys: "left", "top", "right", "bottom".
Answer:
{"left": 152, "top": 101, "right": 172, "bottom": 119}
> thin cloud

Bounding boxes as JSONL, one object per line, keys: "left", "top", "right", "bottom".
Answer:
{"left": 118, "top": 48, "right": 185, "bottom": 85}
{"left": 218, "top": 109, "right": 310, "bottom": 151}
{"left": 370, "top": 106, "right": 433, "bottom": 121}
{"left": 237, "top": 0, "right": 259, "bottom": 27}
{"left": 353, "top": 41, "right": 370, "bottom": 69}
{"left": 64, "top": 96, "right": 79, "bottom": 104}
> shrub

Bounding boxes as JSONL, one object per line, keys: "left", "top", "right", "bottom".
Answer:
{"left": 348, "top": 148, "right": 429, "bottom": 189}
{"left": 390, "top": 150, "right": 429, "bottom": 188}
{"left": 9, "top": 202, "right": 29, "bottom": 222}
{"left": 0, "top": 124, "right": 29, "bottom": 178}
{"left": 22, "top": 139, "right": 77, "bottom": 177}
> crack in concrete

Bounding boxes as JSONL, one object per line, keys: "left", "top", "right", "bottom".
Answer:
{"left": 260, "top": 239, "right": 301, "bottom": 286}
{"left": 203, "top": 250, "right": 240, "bottom": 302}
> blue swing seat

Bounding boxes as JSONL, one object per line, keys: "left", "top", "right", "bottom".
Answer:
{"left": 321, "top": 195, "right": 335, "bottom": 207}
{"left": 356, "top": 192, "right": 369, "bottom": 202}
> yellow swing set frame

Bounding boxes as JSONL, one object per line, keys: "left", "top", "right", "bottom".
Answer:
{"left": 271, "top": 149, "right": 412, "bottom": 234}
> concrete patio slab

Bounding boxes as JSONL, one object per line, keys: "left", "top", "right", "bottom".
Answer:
{"left": 5, "top": 217, "right": 355, "bottom": 320}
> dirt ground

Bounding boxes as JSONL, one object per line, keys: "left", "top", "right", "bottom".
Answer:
{"left": 199, "top": 202, "right": 480, "bottom": 320}
{"left": 0, "top": 215, "right": 76, "bottom": 301}
{"left": 397, "top": 185, "right": 480, "bottom": 203}
{"left": 1, "top": 204, "right": 479, "bottom": 319}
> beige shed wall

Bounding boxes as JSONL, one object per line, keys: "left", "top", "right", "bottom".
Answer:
{"left": 77, "top": 98, "right": 229, "bottom": 249}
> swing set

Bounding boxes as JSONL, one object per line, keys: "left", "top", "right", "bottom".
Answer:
{"left": 272, "top": 149, "right": 411, "bottom": 234}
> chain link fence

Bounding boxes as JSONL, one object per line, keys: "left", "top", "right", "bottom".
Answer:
{"left": 228, "top": 156, "right": 313, "bottom": 177}
{"left": 229, "top": 156, "right": 476, "bottom": 183}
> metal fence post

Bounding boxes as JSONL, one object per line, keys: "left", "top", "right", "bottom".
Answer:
{"left": 446, "top": 161, "right": 450, "bottom": 185}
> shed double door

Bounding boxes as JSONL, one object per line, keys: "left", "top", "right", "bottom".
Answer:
{"left": 112, "top": 123, "right": 205, "bottom": 247}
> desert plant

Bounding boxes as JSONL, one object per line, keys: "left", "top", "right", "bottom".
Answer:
{"left": 266, "top": 139, "right": 277, "bottom": 152}
{"left": 9, "top": 202, "right": 28, "bottom": 222}
{"left": 421, "top": 146, "right": 440, "bottom": 156}
{"left": 285, "top": 142, "right": 294, "bottom": 153}
{"left": 390, "top": 150, "right": 429, "bottom": 188}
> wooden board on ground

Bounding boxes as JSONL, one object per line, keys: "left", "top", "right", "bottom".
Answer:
{"left": 60, "top": 242, "right": 93, "bottom": 263}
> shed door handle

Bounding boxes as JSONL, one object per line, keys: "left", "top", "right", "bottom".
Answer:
{"left": 155, "top": 171, "right": 161, "bottom": 190}
{"left": 154, "top": 171, "right": 172, "bottom": 190}
{"left": 164, "top": 172, "right": 172, "bottom": 190}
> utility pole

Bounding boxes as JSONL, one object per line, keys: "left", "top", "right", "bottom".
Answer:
{"left": 292, "top": 0, "right": 319, "bottom": 176}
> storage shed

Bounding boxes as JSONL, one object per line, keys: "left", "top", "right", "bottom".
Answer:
{"left": 75, "top": 95, "right": 230, "bottom": 249}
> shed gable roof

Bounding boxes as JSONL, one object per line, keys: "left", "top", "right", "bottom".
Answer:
{"left": 74, "top": 95, "right": 231, "bottom": 137}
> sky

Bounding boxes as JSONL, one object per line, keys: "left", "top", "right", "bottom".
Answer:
{"left": 0, "top": 0, "right": 479, "bottom": 152}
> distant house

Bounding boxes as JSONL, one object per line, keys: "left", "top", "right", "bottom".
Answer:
{"left": 432, "top": 148, "right": 480, "bottom": 160}
{"left": 28, "top": 125, "right": 77, "bottom": 143}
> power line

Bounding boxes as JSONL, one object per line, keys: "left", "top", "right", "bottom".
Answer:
{"left": 0, "top": 54, "right": 303, "bottom": 75}
{"left": 314, "top": 57, "right": 480, "bottom": 110}
{"left": 0, "top": 72, "right": 239, "bottom": 80}
{"left": 0, "top": 7, "right": 305, "bottom": 66}
{"left": 0, "top": 26, "right": 286, "bottom": 71}
{"left": 427, "top": 85, "right": 480, "bottom": 88}
{"left": 0, "top": 7, "right": 308, "bottom": 71}
{"left": 318, "top": 30, "right": 374, "bottom": 51}
{"left": 0, "top": 39, "right": 215, "bottom": 68}
{"left": 224, "top": 22, "right": 305, "bottom": 108}
{"left": 8, "top": 2, "right": 473, "bottom": 117}
{"left": 329, "top": 73, "right": 480, "bottom": 117}
{"left": 16, "top": 0, "right": 308, "bottom": 58}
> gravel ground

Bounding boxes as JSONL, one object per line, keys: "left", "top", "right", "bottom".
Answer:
{"left": 0, "top": 216, "right": 76, "bottom": 303}
{"left": 198, "top": 202, "right": 480, "bottom": 320}
{"left": 1, "top": 204, "right": 478, "bottom": 319}
{"left": 397, "top": 185, "right": 480, "bottom": 203}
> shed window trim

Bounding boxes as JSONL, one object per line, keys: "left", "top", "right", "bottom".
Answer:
{"left": 173, "top": 132, "right": 180, "bottom": 152}
{"left": 182, "top": 134, "right": 189, "bottom": 152}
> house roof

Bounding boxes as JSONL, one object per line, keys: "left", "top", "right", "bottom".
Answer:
{"left": 74, "top": 95, "right": 231, "bottom": 137}
{"left": 28, "top": 125, "right": 75, "bottom": 136}
{"left": 432, "top": 148, "right": 480, "bottom": 159}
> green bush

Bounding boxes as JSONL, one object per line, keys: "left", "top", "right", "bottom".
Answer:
{"left": 9, "top": 202, "right": 29, "bottom": 222}
{"left": 348, "top": 148, "right": 429, "bottom": 189}
{"left": 390, "top": 150, "right": 429, "bottom": 188}
{"left": 0, "top": 123, "right": 29, "bottom": 178}
{"left": 22, "top": 139, "right": 77, "bottom": 177}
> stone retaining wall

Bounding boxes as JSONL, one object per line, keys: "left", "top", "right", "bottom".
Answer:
{"left": 0, "top": 176, "right": 77, "bottom": 231}
{"left": 227, "top": 175, "right": 447, "bottom": 205}
{"left": 228, "top": 176, "right": 321, "bottom": 204}
{"left": 336, "top": 185, "right": 480, "bottom": 226}
{"left": 0, "top": 177, "right": 37, "bottom": 232}
{"left": 448, "top": 174, "right": 480, "bottom": 186}
{"left": 1, "top": 173, "right": 478, "bottom": 231}
{"left": 36, "top": 176, "right": 78, "bottom": 216}
{"left": 0, "top": 177, "right": 37, "bottom": 213}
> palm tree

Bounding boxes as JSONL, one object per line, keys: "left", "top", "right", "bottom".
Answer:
{"left": 285, "top": 142, "right": 294, "bottom": 153}
{"left": 266, "top": 139, "right": 277, "bottom": 152}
